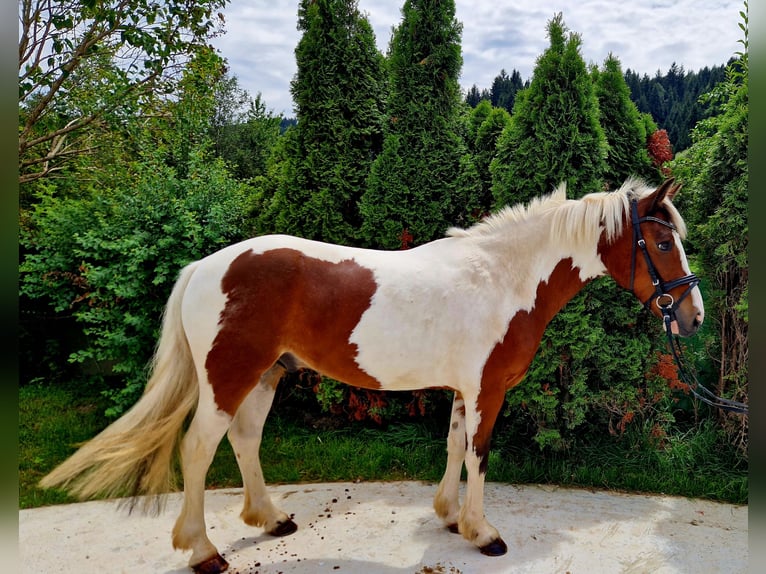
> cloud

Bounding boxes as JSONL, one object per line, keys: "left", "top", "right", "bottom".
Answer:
{"left": 211, "top": 0, "right": 744, "bottom": 116}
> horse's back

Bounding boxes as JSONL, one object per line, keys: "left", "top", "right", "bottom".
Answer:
{"left": 178, "top": 233, "right": 518, "bottom": 395}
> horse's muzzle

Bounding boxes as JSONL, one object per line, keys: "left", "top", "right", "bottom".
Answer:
{"left": 671, "top": 309, "right": 703, "bottom": 337}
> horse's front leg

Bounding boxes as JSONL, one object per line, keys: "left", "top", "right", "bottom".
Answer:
{"left": 433, "top": 392, "right": 466, "bottom": 531}
{"left": 458, "top": 387, "right": 508, "bottom": 556}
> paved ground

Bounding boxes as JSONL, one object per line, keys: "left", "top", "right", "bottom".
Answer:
{"left": 19, "top": 481, "right": 747, "bottom": 574}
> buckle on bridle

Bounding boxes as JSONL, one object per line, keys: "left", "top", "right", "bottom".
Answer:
{"left": 655, "top": 293, "right": 674, "bottom": 311}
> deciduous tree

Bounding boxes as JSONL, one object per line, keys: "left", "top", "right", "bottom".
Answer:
{"left": 647, "top": 128, "right": 674, "bottom": 171}
{"left": 18, "top": 0, "right": 226, "bottom": 185}
{"left": 670, "top": 3, "right": 748, "bottom": 454}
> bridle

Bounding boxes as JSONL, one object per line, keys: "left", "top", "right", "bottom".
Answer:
{"left": 629, "top": 196, "right": 748, "bottom": 415}
{"left": 628, "top": 196, "right": 698, "bottom": 314}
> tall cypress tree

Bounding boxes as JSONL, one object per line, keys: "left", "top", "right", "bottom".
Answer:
{"left": 490, "top": 13, "right": 607, "bottom": 207}
{"left": 488, "top": 15, "right": 664, "bottom": 452}
{"left": 470, "top": 103, "right": 511, "bottom": 213}
{"left": 261, "top": 0, "right": 386, "bottom": 245}
{"left": 593, "top": 54, "right": 654, "bottom": 187}
{"left": 359, "top": 0, "right": 481, "bottom": 249}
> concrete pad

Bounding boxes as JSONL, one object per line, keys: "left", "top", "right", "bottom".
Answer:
{"left": 19, "top": 481, "right": 747, "bottom": 573}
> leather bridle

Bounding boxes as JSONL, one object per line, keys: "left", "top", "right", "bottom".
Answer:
{"left": 628, "top": 196, "right": 747, "bottom": 415}
{"left": 628, "top": 196, "right": 699, "bottom": 317}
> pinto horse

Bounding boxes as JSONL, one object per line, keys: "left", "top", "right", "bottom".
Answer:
{"left": 41, "top": 178, "right": 703, "bottom": 572}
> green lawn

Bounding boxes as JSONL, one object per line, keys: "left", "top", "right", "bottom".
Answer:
{"left": 19, "top": 384, "right": 747, "bottom": 510}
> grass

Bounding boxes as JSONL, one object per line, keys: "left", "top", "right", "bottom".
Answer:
{"left": 19, "top": 383, "right": 112, "bottom": 508}
{"left": 20, "top": 384, "right": 748, "bottom": 510}
{"left": 487, "top": 422, "right": 748, "bottom": 503}
{"left": 205, "top": 419, "right": 448, "bottom": 489}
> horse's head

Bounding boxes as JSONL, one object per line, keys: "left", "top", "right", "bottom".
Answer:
{"left": 602, "top": 178, "right": 704, "bottom": 337}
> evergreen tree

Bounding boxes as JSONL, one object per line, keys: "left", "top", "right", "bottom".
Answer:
{"left": 465, "top": 84, "right": 490, "bottom": 107}
{"left": 624, "top": 63, "right": 729, "bottom": 152}
{"left": 490, "top": 13, "right": 607, "bottom": 207}
{"left": 359, "top": 0, "right": 481, "bottom": 249}
{"left": 490, "top": 68, "right": 525, "bottom": 113}
{"left": 261, "top": 0, "right": 386, "bottom": 245}
{"left": 669, "top": 15, "right": 748, "bottom": 454}
{"left": 593, "top": 54, "right": 654, "bottom": 186}
{"left": 466, "top": 99, "right": 493, "bottom": 146}
{"left": 488, "top": 15, "right": 663, "bottom": 451}
{"left": 470, "top": 104, "right": 511, "bottom": 212}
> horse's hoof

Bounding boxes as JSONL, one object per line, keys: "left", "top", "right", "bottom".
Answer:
{"left": 479, "top": 538, "right": 508, "bottom": 556}
{"left": 268, "top": 518, "right": 298, "bottom": 537}
{"left": 191, "top": 552, "right": 229, "bottom": 574}
{"left": 447, "top": 523, "right": 459, "bottom": 534}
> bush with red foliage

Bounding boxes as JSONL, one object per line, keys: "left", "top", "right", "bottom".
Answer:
{"left": 647, "top": 129, "right": 674, "bottom": 175}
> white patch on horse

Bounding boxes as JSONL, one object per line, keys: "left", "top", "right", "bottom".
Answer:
{"left": 674, "top": 229, "right": 705, "bottom": 322}
{"left": 349, "top": 192, "right": 609, "bottom": 393}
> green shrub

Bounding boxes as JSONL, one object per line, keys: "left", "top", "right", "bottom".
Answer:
{"left": 20, "top": 148, "right": 255, "bottom": 415}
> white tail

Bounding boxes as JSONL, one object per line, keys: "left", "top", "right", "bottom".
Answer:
{"left": 40, "top": 262, "right": 201, "bottom": 512}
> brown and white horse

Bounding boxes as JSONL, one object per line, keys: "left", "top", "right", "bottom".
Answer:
{"left": 41, "top": 178, "right": 703, "bottom": 572}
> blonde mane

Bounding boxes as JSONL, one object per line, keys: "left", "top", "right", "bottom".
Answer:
{"left": 447, "top": 177, "right": 687, "bottom": 246}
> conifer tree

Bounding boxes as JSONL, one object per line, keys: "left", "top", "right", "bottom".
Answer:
{"left": 490, "top": 13, "right": 607, "bottom": 207}
{"left": 261, "top": 0, "right": 386, "bottom": 245}
{"left": 470, "top": 104, "right": 511, "bottom": 212}
{"left": 489, "top": 15, "right": 663, "bottom": 451}
{"left": 593, "top": 54, "right": 654, "bottom": 186}
{"left": 359, "top": 0, "right": 481, "bottom": 249}
{"left": 466, "top": 100, "right": 493, "bottom": 147}
{"left": 670, "top": 13, "right": 749, "bottom": 453}
{"left": 490, "top": 68, "right": 525, "bottom": 113}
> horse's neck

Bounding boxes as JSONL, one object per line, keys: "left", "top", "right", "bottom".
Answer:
{"left": 478, "top": 216, "right": 605, "bottom": 318}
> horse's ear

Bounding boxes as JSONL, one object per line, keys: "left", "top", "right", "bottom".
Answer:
{"left": 667, "top": 181, "right": 683, "bottom": 201}
{"left": 648, "top": 178, "right": 678, "bottom": 212}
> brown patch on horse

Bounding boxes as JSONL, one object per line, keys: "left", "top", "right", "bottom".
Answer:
{"left": 474, "top": 258, "right": 587, "bottom": 468}
{"left": 206, "top": 248, "right": 381, "bottom": 415}
{"left": 596, "top": 193, "right": 676, "bottom": 308}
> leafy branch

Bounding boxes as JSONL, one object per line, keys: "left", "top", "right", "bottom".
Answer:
{"left": 18, "top": 0, "right": 227, "bottom": 184}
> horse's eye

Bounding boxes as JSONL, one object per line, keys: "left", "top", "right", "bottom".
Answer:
{"left": 657, "top": 241, "right": 672, "bottom": 252}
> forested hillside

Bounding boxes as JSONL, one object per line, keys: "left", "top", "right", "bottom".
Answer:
{"left": 467, "top": 61, "right": 731, "bottom": 153}
{"left": 19, "top": 0, "right": 748, "bottom": 461}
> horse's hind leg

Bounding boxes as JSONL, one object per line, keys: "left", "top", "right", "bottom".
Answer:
{"left": 227, "top": 364, "right": 297, "bottom": 536}
{"left": 172, "top": 382, "right": 233, "bottom": 573}
{"left": 433, "top": 392, "right": 466, "bottom": 531}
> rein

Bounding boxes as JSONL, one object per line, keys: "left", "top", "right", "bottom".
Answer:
{"left": 628, "top": 197, "right": 748, "bottom": 416}
{"left": 662, "top": 314, "right": 749, "bottom": 415}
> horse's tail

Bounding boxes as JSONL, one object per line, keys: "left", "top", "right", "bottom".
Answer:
{"left": 40, "top": 261, "right": 202, "bottom": 512}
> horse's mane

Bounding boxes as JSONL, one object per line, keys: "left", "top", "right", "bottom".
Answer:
{"left": 447, "top": 177, "right": 686, "bottom": 245}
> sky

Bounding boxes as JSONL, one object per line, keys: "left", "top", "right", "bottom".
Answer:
{"left": 210, "top": 0, "right": 745, "bottom": 117}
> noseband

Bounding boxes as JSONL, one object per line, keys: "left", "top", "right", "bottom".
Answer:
{"left": 628, "top": 196, "right": 747, "bottom": 415}
{"left": 628, "top": 197, "right": 699, "bottom": 320}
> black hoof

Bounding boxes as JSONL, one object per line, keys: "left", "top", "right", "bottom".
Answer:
{"left": 192, "top": 552, "right": 229, "bottom": 574}
{"left": 479, "top": 538, "right": 508, "bottom": 557}
{"left": 268, "top": 518, "right": 298, "bottom": 537}
{"left": 447, "top": 523, "right": 460, "bottom": 534}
